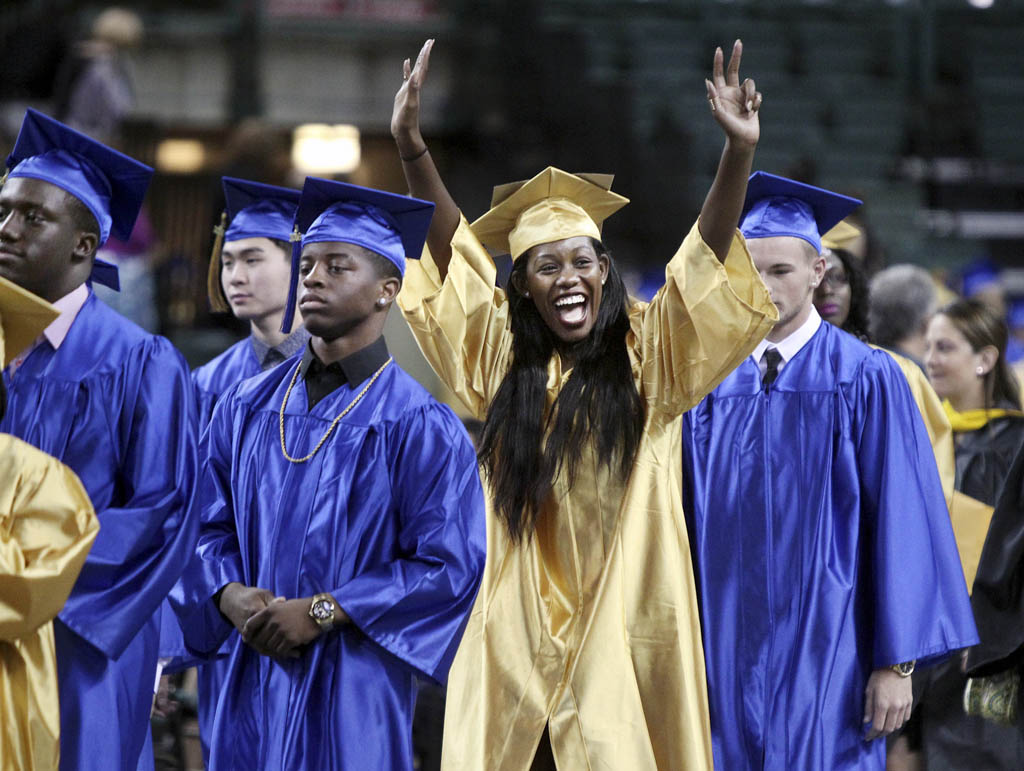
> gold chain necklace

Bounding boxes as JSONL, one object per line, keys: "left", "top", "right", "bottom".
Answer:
{"left": 279, "top": 356, "right": 393, "bottom": 463}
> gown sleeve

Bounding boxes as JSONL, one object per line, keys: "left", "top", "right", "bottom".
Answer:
{"left": 329, "top": 404, "right": 487, "bottom": 684}
{"left": 854, "top": 350, "right": 979, "bottom": 667}
{"left": 633, "top": 221, "right": 777, "bottom": 415}
{"left": 881, "top": 347, "right": 956, "bottom": 509}
{"left": 0, "top": 437, "right": 98, "bottom": 640}
{"left": 398, "top": 215, "right": 513, "bottom": 420}
{"left": 966, "top": 441, "right": 1024, "bottom": 676}
{"left": 58, "top": 337, "right": 199, "bottom": 659}
{"left": 171, "top": 392, "right": 244, "bottom": 655}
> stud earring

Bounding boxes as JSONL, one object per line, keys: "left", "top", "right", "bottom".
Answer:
{"left": 524, "top": 291, "right": 530, "bottom": 298}
{"left": 976, "top": 366, "right": 985, "bottom": 375}
{"left": 377, "top": 298, "right": 387, "bottom": 307}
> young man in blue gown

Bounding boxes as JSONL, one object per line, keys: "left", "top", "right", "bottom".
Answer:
{"left": 0, "top": 109, "right": 198, "bottom": 771}
{"left": 175, "top": 176, "right": 486, "bottom": 769}
{"left": 682, "top": 172, "right": 978, "bottom": 770}
{"left": 193, "top": 177, "right": 309, "bottom": 424}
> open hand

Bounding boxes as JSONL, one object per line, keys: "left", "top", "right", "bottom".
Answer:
{"left": 392, "top": 38, "right": 434, "bottom": 159}
{"left": 218, "top": 582, "right": 277, "bottom": 634}
{"left": 242, "top": 597, "right": 322, "bottom": 659}
{"left": 705, "top": 40, "right": 762, "bottom": 149}
{"left": 863, "top": 668, "right": 913, "bottom": 741}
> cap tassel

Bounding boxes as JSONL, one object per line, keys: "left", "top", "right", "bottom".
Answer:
{"left": 206, "top": 211, "right": 230, "bottom": 313}
{"left": 280, "top": 225, "right": 303, "bottom": 334}
{"left": 0, "top": 169, "right": 8, "bottom": 188}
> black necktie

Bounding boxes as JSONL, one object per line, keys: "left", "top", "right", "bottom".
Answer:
{"left": 762, "top": 347, "right": 782, "bottom": 387}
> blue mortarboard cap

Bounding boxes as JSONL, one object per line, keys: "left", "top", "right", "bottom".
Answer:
{"left": 222, "top": 177, "right": 301, "bottom": 243}
{"left": 207, "top": 177, "right": 301, "bottom": 311}
{"left": 961, "top": 260, "right": 1001, "bottom": 298}
{"left": 740, "top": 172, "right": 862, "bottom": 254}
{"left": 5, "top": 109, "right": 153, "bottom": 291}
{"left": 281, "top": 177, "right": 434, "bottom": 332}
{"left": 1008, "top": 298, "right": 1024, "bottom": 330}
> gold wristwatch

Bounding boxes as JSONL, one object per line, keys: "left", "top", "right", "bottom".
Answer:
{"left": 309, "top": 593, "right": 337, "bottom": 632}
{"left": 890, "top": 660, "right": 916, "bottom": 677}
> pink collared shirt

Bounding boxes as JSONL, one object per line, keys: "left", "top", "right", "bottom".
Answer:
{"left": 7, "top": 283, "right": 90, "bottom": 375}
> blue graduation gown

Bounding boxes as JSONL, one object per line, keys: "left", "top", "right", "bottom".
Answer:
{"left": 157, "top": 337, "right": 262, "bottom": 661}
{"left": 682, "top": 321, "right": 978, "bottom": 771}
{"left": 193, "top": 336, "right": 262, "bottom": 426}
{"left": 175, "top": 355, "right": 487, "bottom": 770}
{"left": 156, "top": 336, "right": 273, "bottom": 767}
{"left": 1, "top": 291, "right": 198, "bottom": 771}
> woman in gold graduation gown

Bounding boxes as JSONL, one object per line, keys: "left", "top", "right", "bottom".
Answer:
{"left": 392, "top": 40, "right": 776, "bottom": 770}
{"left": 0, "top": 277, "right": 99, "bottom": 771}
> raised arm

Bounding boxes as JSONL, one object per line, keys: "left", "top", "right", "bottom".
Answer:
{"left": 698, "top": 40, "right": 762, "bottom": 262}
{"left": 392, "top": 39, "right": 460, "bottom": 277}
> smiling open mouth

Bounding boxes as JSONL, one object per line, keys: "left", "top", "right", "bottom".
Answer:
{"left": 553, "top": 293, "right": 587, "bottom": 325}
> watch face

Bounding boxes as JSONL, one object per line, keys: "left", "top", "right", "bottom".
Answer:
{"left": 312, "top": 600, "right": 335, "bottom": 621}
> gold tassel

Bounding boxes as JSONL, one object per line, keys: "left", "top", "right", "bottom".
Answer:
{"left": 207, "top": 210, "right": 230, "bottom": 313}
{"left": 0, "top": 169, "right": 9, "bottom": 188}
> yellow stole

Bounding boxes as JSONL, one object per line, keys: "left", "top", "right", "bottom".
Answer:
{"left": 943, "top": 401, "right": 1024, "bottom": 432}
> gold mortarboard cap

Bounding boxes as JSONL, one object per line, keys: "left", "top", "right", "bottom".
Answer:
{"left": 0, "top": 275, "right": 59, "bottom": 367}
{"left": 821, "top": 219, "right": 863, "bottom": 253}
{"left": 470, "top": 167, "right": 629, "bottom": 259}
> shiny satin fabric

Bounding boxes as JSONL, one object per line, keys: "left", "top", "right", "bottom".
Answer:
{"left": 1, "top": 292, "right": 199, "bottom": 771}
{"left": 174, "top": 359, "right": 486, "bottom": 770}
{"left": 682, "top": 322, "right": 978, "bottom": 770}
{"left": 910, "top": 416, "right": 1024, "bottom": 770}
{"left": 877, "top": 346, "right": 955, "bottom": 508}
{"left": 184, "top": 336, "right": 265, "bottom": 766}
{"left": 0, "top": 434, "right": 98, "bottom": 771}
{"left": 398, "top": 217, "right": 777, "bottom": 770}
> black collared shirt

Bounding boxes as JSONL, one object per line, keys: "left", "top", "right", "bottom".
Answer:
{"left": 299, "top": 336, "right": 390, "bottom": 411}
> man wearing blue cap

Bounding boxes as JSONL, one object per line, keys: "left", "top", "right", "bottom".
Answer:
{"left": 0, "top": 109, "right": 198, "bottom": 771}
{"left": 681, "top": 172, "right": 978, "bottom": 770}
{"left": 173, "top": 176, "right": 486, "bottom": 769}
{"left": 196, "top": 177, "right": 309, "bottom": 421}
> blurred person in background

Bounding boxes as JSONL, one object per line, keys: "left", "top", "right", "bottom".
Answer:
{"left": 0, "top": 109, "right": 197, "bottom": 771}
{"left": 903, "top": 297, "right": 1024, "bottom": 770}
{"left": 813, "top": 219, "right": 869, "bottom": 340}
{"left": 963, "top": 434, "right": 1024, "bottom": 757}
{"left": 0, "top": 276, "right": 99, "bottom": 771}
{"left": 52, "top": 7, "right": 142, "bottom": 144}
{"left": 868, "top": 264, "right": 939, "bottom": 371}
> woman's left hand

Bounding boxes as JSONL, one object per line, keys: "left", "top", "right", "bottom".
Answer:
{"left": 706, "top": 40, "right": 762, "bottom": 149}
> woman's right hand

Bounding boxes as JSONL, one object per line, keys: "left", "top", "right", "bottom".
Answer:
{"left": 392, "top": 38, "right": 434, "bottom": 160}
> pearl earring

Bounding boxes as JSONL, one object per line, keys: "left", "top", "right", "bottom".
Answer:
{"left": 377, "top": 298, "right": 387, "bottom": 307}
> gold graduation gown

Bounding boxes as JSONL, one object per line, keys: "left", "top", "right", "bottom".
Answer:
{"left": 399, "top": 218, "right": 777, "bottom": 770}
{"left": 0, "top": 433, "right": 98, "bottom": 771}
{"left": 877, "top": 347, "right": 955, "bottom": 508}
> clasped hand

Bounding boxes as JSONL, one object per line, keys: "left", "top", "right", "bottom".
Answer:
{"left": 218, "top": 583, "right": 323, "bottom": 659}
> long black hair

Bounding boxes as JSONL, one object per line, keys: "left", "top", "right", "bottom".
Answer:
{"left": 831, "top": 247, "right": 870, "bottom": 341}
{"left": 477, "top": 239, "right": 645, "bottom": 543}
